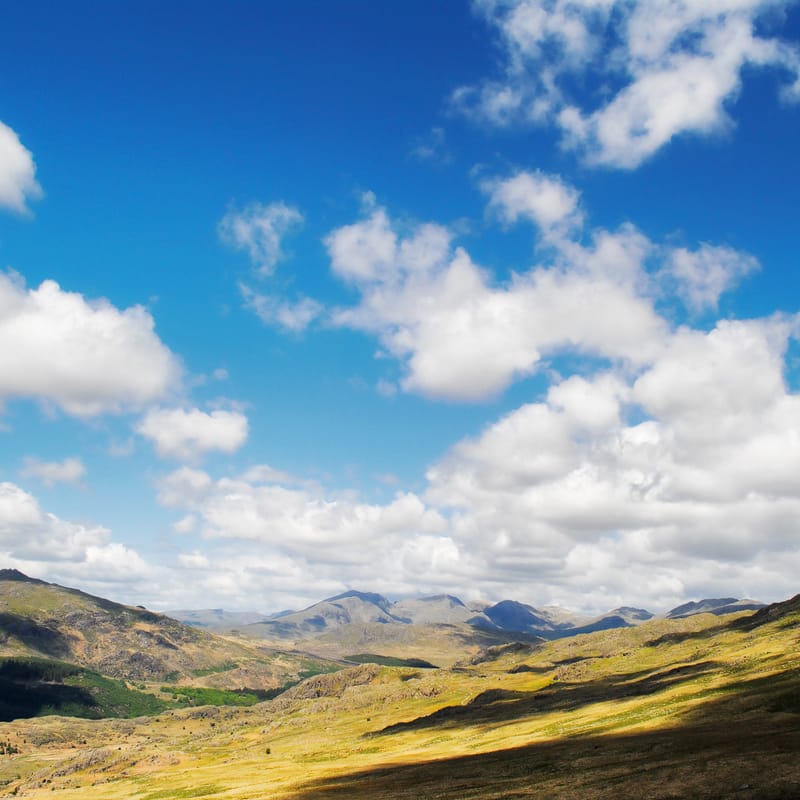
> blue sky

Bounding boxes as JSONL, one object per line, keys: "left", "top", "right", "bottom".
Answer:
{"left": 1, "top": 0, "right": 799, "bottom": 614}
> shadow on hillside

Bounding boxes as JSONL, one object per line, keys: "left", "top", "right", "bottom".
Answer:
{"left": 284, "top": 672, "right": 800, "bottom": 800}
{"left": 0, "top": 612, "right": 74, "bottom": 657}
{"left": 0, "top": 675, "right": 98, "bottom": 722}
{"left": 371, "top": 661, "right": 719, "bottom": 736}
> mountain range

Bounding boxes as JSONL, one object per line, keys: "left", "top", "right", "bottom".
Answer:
{"left": 168, "top": 589, "right": 765, "bottom": 641}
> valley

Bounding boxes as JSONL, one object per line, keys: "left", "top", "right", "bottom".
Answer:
{"left": 0, "top": 570, "right": 798, "bottom": 798}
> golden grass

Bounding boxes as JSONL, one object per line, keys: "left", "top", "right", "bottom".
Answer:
{"left": 1, "top": 602, "right": 798, "bottom": 799}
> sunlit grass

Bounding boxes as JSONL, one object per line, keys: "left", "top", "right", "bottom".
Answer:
{"left": 1, "top": 601, "right": 798, "bottom": 799}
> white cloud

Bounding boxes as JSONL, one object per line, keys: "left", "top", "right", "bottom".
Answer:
{"left": 484, "top": 170, "right": 583, "bottom": 234}
{"left": 239, "top": 283, "right": 322, "bottom": 332}
{"left": 665, "top": 243, "right": 759, "bottom": 311}
{"left": 138, "top": 406, "right": 249, "bottom": 461}
{"left": 20, "top": 456, "right": 86, "bottom": 487}
{"left": 0, "top": 482, "right": 148, "bottom": 581}
{"left": 326, "top": 189, "right": 665, "bottom": 400}
{"left": 154, "top": 466, "right": 468, "bottom": 606}
{"left": 218, "top": 201, "right": 303, "bottom": 275}
{"left": 0, "top": 120, "right": 42, "bottom": 214}
{"left": 457, "top": 0, "right": 800, "bottom": 167}
{"left": 0, "top": 272, "right": 181, "bottom": 417}
{"left": 422, "top": 313, "right": 800, "bottom": 611}
{"left": 326, "top": 206, "right": 399, "bottom": 283}
{"left": 173, "top": 515, "right": 198, "bottom": 534}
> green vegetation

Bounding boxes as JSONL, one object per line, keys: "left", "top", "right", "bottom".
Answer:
{"left": 162, "top": 686, "right": 271, "bottom": 707}
{"left": 190, "top": 662, "right": 239, "bottom": 677}
{"left": 345, "top": 654, "right": 437, "bottom": 669}
{"left": 0, "top": 657, "right": 169, "bottom": 721}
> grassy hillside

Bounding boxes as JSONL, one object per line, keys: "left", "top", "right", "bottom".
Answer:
{"left": 0, "top": 570, "right": 341, "bottom": 693}
{"left": 0, "top": 657, "right": 169, "bottom": 721}
{"left": 0, "top": 594, "right": 797, "bottom": 798}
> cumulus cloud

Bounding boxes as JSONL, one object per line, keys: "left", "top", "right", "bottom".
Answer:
{"left": 484, "top": 170, "right": 583, "bottom": 234}
{"left": 0, "top": 120, "right": 42, "bottom": 213}
{"left": 150, "top": 305, "right": 800, "bottom": 615}
{"left": 137, "top": 406, "right": 249, "bottom": 461}
{"left": 455, "top": 0, "right": 800, "bottom": 167}
{"left": 423, "top": 314, "right": 800, "bottom": 610}
{"left": 155, "top": 465, "right": 469, "bottom": 607}
{"left": 0, "top": 272, "right": 181, "bottom": 417}
{"left": 218, "top": 201, "right": 304, "bottom": 275}
{"left": 664, "top": 243, "right": 760, "bottom": 312}
{"left": 144, "top": 305, "right": 800, "bottom": 611}
{"left": 325, "top": 183, "right": 667, "bottom": 400}
{"left": 411, "top": 126, "right": 451, "bottom": 163}
{"left": 0, "top": 481, "right": 150, "bottom": 587}
{"left": 20, "top": 456, "right": 86, "bottom": 487}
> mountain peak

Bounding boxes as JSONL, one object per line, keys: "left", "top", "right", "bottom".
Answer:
{"left": 326, "top": 590, "right": 392, "bottom": 610}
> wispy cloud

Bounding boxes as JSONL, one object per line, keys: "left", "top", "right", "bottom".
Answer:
{"left": 218, "top": 201, "right": 304, "bottom": 275}
{"left": 454, "top": 0, "right": 800, "bottom": 168}
{"left": 20, "top": 456, "right": 86, "bottom": 488}
{"left": 239, "top": 283, "right": 322, "bottom": 333}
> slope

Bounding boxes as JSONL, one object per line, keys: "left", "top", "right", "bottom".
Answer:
{"left": 0, "top": 569, "right": 339, "bottom": 691}
{"left": 0, "top": 594, "right": 797, "bottom": 799}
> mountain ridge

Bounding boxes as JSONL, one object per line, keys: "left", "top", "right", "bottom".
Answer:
{"left": 178, "top": 587, "right": 764, "bottom": 641}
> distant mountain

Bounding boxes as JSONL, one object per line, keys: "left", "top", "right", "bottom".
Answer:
{"left": 246, "top": 590, "right": 410, "bottom": 638}
{"left": 667, "top": 598, "right": 765, "bottom": 619}
{"left": 169, "top": 585, "right": 763, "bottom": 645}
{"left": 392, "top": 595, "right": 490, "bottom": 626}
{"left": 165, "top": 609, "right": 269, "bottom": 629}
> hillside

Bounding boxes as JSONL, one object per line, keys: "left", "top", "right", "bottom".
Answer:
{"left": 0, "top": 570, "right": 340, "bottom": 691}
{"left": 0, "top": 591, "right": 797, "bottom": 798}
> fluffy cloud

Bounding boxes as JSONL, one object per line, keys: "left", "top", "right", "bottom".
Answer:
{"left": 219, "top": 201, "right": 303, "bottom": 275}
{"left": 424, "top": 314, "right": 800, "bottom": 610}
{"left": 0, "top": 272, "right": 181, "bottom": 417}
{"left": 138, "top": 406, "right": 249, "bottom": 461}
{"left": 20, "top": 456, "right": 86, "bottom": 487}
{"left": 484, "top": 170, "right": 583, "bottom": 234}
{"left": 665, "top": 244, "right": 759, "bottom": 312}
{"left": 148, "top": 306, "right": 800, "bottom": 611}
{"left": 326, "top": 182, "right": 667, "bottom": 400}
{"left": 0, "top": 481, "right": 150, "bottom": 583}
{"left": 152, "top": 305, "right": 800, "bottom": 614}
{"left": 157, "top": 466, "right": 469, "bottom": 607}
{"left": 0, "top": 120, "right": 41, "bottom": 213}
{"left": 456, "top": 0, "right": 800, "bottom": 167}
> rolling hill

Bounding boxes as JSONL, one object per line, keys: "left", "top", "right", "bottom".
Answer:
{"left": 0, "top": 587, "right": 796, "bottom": 799}
{"left": 0, "top": 569, "right": 341, "bottom": 692}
